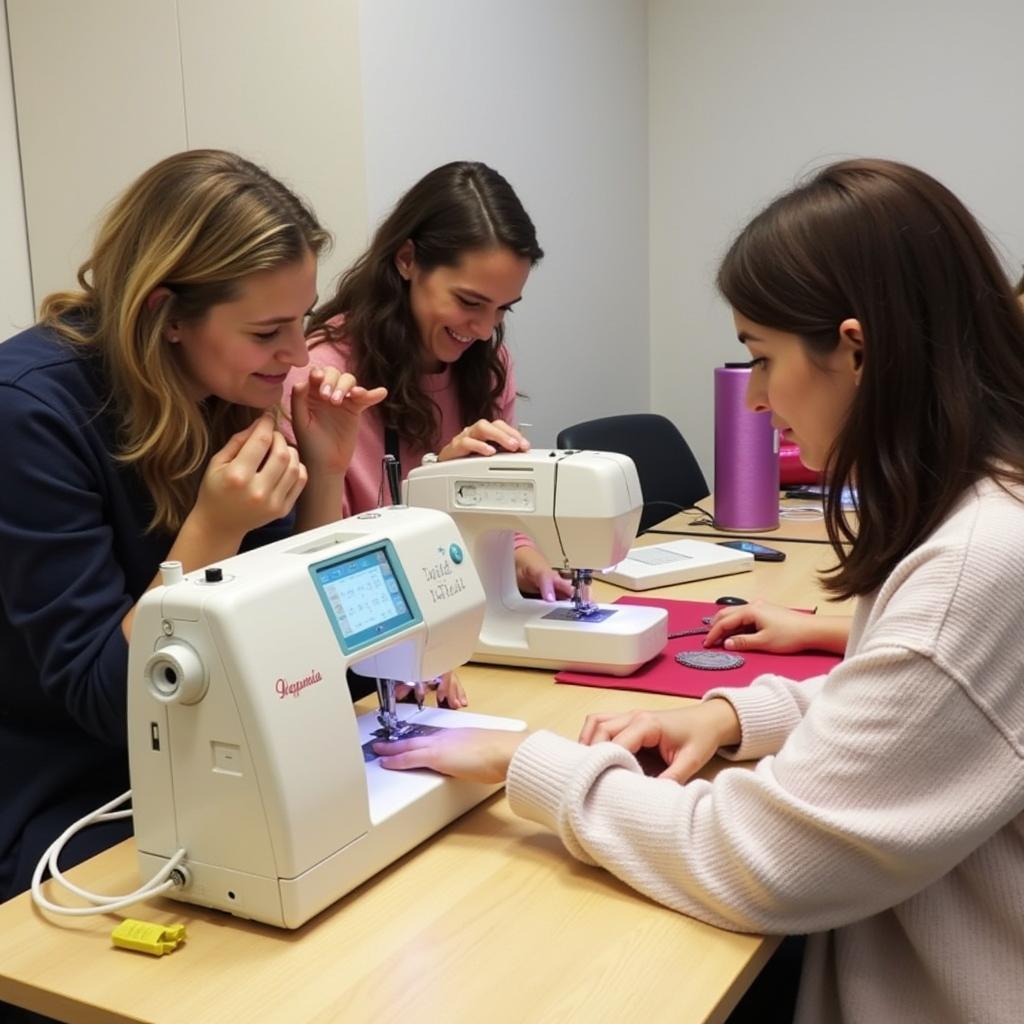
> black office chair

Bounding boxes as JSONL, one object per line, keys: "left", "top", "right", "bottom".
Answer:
{"left": 556, "top": 413, "right": 709, "bottom": 534}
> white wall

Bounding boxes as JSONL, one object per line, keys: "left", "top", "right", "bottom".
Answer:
{"left": 177, "top": 0, "right": 368, "bottom": 297}
{"left": 0, "top": 4, "right": 33, "bottom": 335}
{"left": 650, "top": 0, "right": 1024, "bottom": 483}
{"left": 6, "top": 0, "right": 366, "bottom": 312}
{"left": 359, "top": 0, "right": 650, "bottom": 448}
{"left": 8, "top": 0, "right": 188, "bottom": 307}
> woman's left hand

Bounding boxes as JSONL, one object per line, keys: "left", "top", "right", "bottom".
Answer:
{"left": 434, "top": 671, "right": 468, "bottom": 708}
{"left": 290, "top": 364, "right": 387, "bottom": 475}
{"left": 394, "top": 670, "right": 468, "bottom": 709}
{"left": 438, "top": 419, "right": 529, "bottom": 461}
{"left": 515, "top": 546, "right": 574, "bottom": 602}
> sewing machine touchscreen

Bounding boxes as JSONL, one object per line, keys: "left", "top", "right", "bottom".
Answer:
{"left": 314, "top": 545, "right": 417, "bottom": 652}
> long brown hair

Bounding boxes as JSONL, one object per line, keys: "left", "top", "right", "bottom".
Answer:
{"left": 718, "top": 158, "right": 1024, "bottom": 599}
{"left": 39, "top": 149, "right": 329, "bottom": 532}
{"left": 308, "top": 161, "right": 542, "bottom": 449}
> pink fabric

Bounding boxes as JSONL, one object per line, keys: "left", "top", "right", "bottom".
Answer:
{"left": 554, "top": 597, "right": 840, "bottom": 698}
{"left": 283, "top": 317, "right": 519, "bottom": 517}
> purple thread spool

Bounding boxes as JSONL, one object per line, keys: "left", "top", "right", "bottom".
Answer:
{"left": 714, "top": 364, "right": 779, "bottom": 532}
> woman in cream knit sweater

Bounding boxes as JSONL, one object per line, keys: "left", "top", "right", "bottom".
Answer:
{"left": 375, "top": 159, "right": 1024, "bottom": 1024}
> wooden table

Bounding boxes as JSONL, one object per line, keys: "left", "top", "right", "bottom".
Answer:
{"left": 0, "top": 533, "right": 848, "bottom": 1024}
{"left": 648, "top": 494, "right": 846, "bottom": 546}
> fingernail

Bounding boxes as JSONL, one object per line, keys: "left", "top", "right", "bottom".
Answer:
{"left": 320, "top": 384, "right": 331, "bottom": 397}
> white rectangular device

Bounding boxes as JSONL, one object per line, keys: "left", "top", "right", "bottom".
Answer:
{"left": 595, "top": 538, "right": 754, "bottom": 591}
{"left": 127, "top": 506, "right": 525, "bottom": 929}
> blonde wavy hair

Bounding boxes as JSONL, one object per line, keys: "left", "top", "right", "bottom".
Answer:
{"left": 39, "top": 149, "right": 330, "bottom": 533}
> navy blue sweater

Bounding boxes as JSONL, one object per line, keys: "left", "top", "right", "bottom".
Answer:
{"left": 0, "top": 326, "right": 293, "bottom": 901}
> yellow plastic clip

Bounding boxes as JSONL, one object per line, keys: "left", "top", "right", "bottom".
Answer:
{"left": 111, "top": 919, "right": 187, "bottom": 956}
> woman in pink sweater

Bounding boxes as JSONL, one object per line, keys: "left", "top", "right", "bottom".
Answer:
{"left": 287, "top": 162, "right": 570, "bottom": 706}
{"left": 374, "top": 160, "right": 1024, "bottom": 1024}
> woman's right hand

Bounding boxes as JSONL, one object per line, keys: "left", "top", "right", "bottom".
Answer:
{"left": 578, "top": 700, "right": 741, "bottom": 782}
{"left": 193, "top": 415, "right": 307, "bottom": 543}
{"left": 122, "top": 416, "right": 305, "bottom": 642}
{"left": 703, "top": 601, "right": 850, "bottom": 655}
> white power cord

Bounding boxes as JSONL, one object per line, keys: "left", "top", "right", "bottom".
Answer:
{"left": 31, "top": 789, "right": 188, "bottom": 917}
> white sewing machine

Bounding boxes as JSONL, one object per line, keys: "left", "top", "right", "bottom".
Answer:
{"left": 404, "top": 451, "right": 668, "bottom": 675}
{"left": 126, "top": 507, "right": 524, "bottom": 929}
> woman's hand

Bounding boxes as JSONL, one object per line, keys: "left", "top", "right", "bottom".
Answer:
{"left": 578, "top": 700, "right": 741, "bottom": 783}
{"left": 515, "top": 546, "right": 574, "bottom": 602}
{"left": 374, "top": 728, "right": 527, "bottom": 784}
{"left": 434, "top": 671, "right": 468, "bottom": 708}
{"left": 192, "top": 415, "right": 306, "bottom": 543}
{"left": 125, "top": 416, "right": 302, "bottom": 640}
{"left": 703, "top": 600, "right": 850, "bottom": 655}
{"left": 394, "top": 670, "right": 469, "bottom": 710}
{"left": 438, "top": 419, "right": 530, "bottom": 461}
{"left": 290, "top": 364, "right": 387, "bottom": 476}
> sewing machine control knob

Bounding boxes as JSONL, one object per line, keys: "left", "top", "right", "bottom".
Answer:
{"left": 455, "top": 483, "right": 480, "bottom": 504}
{"left": 204, "top": 567, "right": 223, "bottom": 583}
{"left": 144, "top": 641, "right": 208, "bottom": 705}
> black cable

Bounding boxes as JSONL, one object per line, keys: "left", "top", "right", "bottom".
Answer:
{"left": 641, "top": 499, "right": 715, "bottom": 527}
{"left": 647, "top": 528, "right": 838, "bottom": 546}
{"left": 642, "top": 500, "right": 843, "bottom": 546}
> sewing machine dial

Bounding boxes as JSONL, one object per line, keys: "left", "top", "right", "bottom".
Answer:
{"left": 453, "top": 479, "right": 536, "bottom": 511}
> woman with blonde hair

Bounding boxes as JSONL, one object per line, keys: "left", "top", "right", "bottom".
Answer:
{"left": 0, "top": 150, "right": 383, "bottom": 905}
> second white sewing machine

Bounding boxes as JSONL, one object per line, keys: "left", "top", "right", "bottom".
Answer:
{"left": 404, "top": 450, "right": 668, "bottom": 675}
{"left": 127, "top": 507, "right": 524, "bottom": 929}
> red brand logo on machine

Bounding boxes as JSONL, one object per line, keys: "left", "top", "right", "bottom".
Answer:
{"left": 275, "top": 669, "right": 323, "bottom": 699}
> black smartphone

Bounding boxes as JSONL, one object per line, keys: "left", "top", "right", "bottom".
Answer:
{"left": 717, "top": 540, "right": 786, "bottom": 562}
